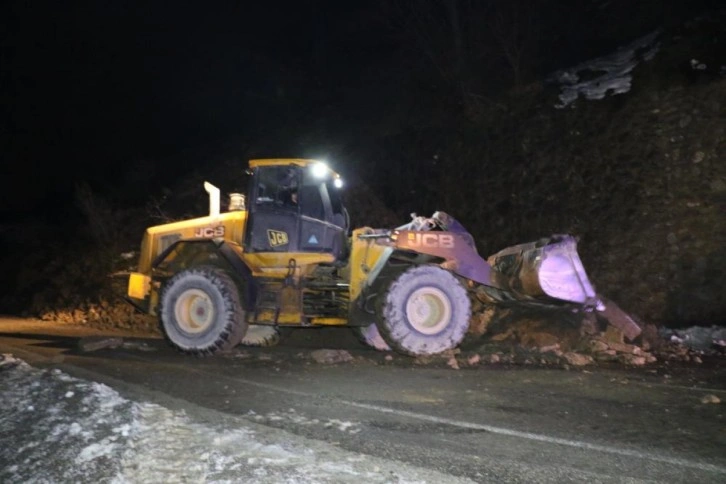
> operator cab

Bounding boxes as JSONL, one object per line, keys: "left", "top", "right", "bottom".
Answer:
{"left": 244, "top": 159, "right": 349, "bottom": 259}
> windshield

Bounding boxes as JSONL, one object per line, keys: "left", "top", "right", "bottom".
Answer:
{"left": 254, "top": 166, "right": 300, "bottom": 209}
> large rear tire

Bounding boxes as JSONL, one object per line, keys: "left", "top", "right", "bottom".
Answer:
{"left": 377, "top": 265, "right": 471, "bottom": 356}
{"left": 353, "top": 324, "right": 391, "bottom": 351}
{"left": 159, "top": 266, "right": 247, "bottom": 355}
{"left": 239, "top": 325, "right": 281, "bottom": 347}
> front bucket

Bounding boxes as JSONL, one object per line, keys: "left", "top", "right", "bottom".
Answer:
{"left": 487, "top": 235, "right": 601, "bottom": 308}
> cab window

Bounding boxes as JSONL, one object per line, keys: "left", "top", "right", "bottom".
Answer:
{"left": 300, "top": 169, "right": 326, "bottom": 219}
{"left": 254, "top": 166, "right": 300, "bottom": 209}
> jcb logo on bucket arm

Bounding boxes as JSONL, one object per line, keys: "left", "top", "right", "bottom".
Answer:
{"left": 267, "top": 230, "right": 289, "bottom": 247}
{"left": 407, "top": 232, "right": 455, "bottom": 249}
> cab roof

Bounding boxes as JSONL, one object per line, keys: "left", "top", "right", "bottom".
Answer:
{"left": 248, "top": 159, "right": 342, "bottom": 179}
{"left": 249, "top": 158, "right": 321, "bottom": 169}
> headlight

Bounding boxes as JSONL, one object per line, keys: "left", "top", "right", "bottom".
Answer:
{"left": 311, "top": 162, "right": 329, "bottom": 178}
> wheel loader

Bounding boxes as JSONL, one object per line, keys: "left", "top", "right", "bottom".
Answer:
{"left": 126, "top": 159, "right": 640, "bottom": 356}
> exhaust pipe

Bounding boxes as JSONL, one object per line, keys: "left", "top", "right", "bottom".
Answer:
{"left": 204, "top": 181, "right": 220, "bottom": 217}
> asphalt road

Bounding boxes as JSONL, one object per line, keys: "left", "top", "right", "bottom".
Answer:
{"left": 1, "top": 317, "right": 725, "bottom": 483}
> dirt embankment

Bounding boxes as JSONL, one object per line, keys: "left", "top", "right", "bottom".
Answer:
{"left": 580, "top": 79, "right": 726, "bottom": 328}
{"left": 419, "top": 72, "right": 725, "bottom": 329}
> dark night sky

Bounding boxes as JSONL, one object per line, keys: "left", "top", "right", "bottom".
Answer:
{"left": 1, "top": 1, "right": 385, "bottom": 215}
{"left": 0, "top": 0, "right": 715, "bottom": 218}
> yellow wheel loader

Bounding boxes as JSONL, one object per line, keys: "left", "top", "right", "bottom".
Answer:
{"left": 126, "top": 159, "right": 640, "bottom": 356}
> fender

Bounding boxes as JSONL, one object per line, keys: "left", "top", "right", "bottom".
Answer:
{"left": 152, "top": 238, "right": 257, "bottom": 311}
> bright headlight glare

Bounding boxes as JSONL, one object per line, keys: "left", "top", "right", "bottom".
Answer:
{"left": 334, "top": 178, "right": 343, "bottom": 188}
{"left": 311, "top": 162, "right": 329, "bottom": 178}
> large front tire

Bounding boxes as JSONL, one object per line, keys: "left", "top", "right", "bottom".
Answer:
{"left": 159, "top": 266, "right": 247, "bottom": 355}
{"left": 377, "top": 265, "right": 471, "bottom": 356}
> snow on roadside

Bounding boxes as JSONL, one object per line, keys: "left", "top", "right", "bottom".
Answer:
{"left": 0, "top": 354, "right": 132, "bottom": 483}
{"left": 247, "top": 408, "right": 363, "bottom": 435}
{"left": 0, "top": 354, "right": 472, "bottom": 483}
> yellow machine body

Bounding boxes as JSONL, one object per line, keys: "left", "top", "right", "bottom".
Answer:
{"left": 126, "top": 159, "right": 389, "bottom": 328}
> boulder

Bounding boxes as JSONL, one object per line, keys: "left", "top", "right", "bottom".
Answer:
{"left": 310, "top": 349, "right": 354, "bottom": 364}
{"left": 561, "top": 352, "right": 594, "bottom": 366}
{"left": 77, "top": 336, "right": 123, "bottom": 352}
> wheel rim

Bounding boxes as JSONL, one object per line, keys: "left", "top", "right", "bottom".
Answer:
{"left": 405, "top": 287, "right": 452, "bottom": 335}
{"left": 174, "top": 288, "right": 215, "bottom": 334}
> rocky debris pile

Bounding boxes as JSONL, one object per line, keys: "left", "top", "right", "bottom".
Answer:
{"left": 459, "top": 304, "right": 723, "bottom": 370}
{"left": 39, "top": 298, "right": 159, "bottom": 336}
{"left": 401, "top": 323, "right": 720, "bottom": 371}
{"left": 583, "top": 325, "right": 658, "bottom": 366}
